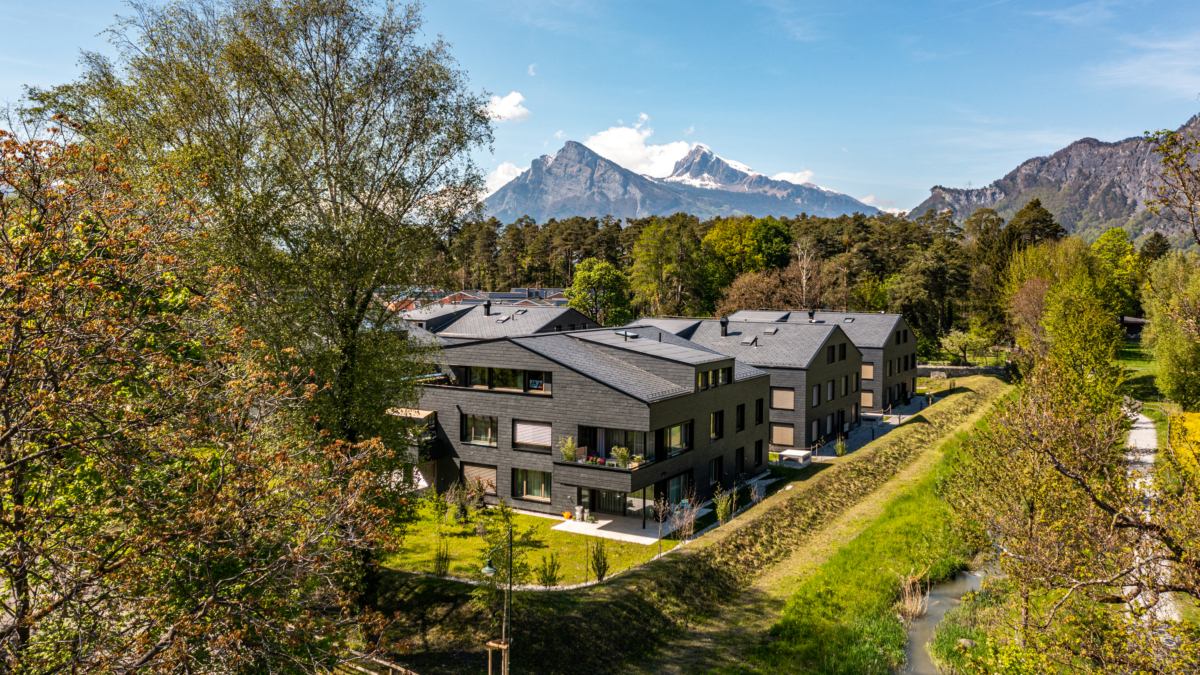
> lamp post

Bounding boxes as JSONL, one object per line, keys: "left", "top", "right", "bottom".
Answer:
{"left": 482, "top": 525, "right": 513, "bottom": 675}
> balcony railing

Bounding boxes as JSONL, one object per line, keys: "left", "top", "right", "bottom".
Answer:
{"left": 555, "top": 447, "right": 650, "bottom": 471}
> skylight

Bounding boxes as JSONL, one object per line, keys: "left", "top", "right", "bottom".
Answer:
{"left": 763, "top": 327, "right": 778, "bottom": 335}
{"left": 516, "top": 309, "right": 527, "bottom": 315}
{"left": 496, "top": 315, "right": 510, "bottom": 323}
{"left": 741, "top": 335, "right": 757, "bottom": 346}
{"left": 844, "top": 318, "right": 854, "bottom": 323}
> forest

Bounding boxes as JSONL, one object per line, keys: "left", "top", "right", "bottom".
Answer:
{"left": 441, "top": 200, "right": 1170, "bottom": 360}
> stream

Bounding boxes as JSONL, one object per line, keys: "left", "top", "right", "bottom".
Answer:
{"left": 901, "top": 570, "right": 983, "bottom": 675}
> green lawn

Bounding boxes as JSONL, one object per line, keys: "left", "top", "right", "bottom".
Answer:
{"left": 389, "top": 463, "right": 824, "bottom": 587}
{"left": 388, "top": 501, "right": 663, "bottom": 585}
{"left": 1118, "top": 336, "right": 1162, "bottom": 402}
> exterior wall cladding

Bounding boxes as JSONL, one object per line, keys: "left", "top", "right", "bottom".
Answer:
{"left": 859, "top": 315, "right": 920, "bottom": 412}
{"left": 762, "top": 332, "right": 863, "bottom": 449}
{"left": 418, "top": 340, "right": 771, "bottom": 516}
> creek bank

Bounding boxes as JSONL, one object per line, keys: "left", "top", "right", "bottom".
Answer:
{"left": 903, "top": 570, "right": 984, "bottom": 675}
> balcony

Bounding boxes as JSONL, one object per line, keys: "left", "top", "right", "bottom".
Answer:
{"left": 553, "top": 447, "right": 655, "bottom": 492}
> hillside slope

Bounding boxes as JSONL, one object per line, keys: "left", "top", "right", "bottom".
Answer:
{"left": 910, "top": 115, "right": 1200, "bottom": 243}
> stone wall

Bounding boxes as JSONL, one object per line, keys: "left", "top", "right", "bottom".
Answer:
{"left": 917, "top": 364, "right": 1008, "bottom": 378}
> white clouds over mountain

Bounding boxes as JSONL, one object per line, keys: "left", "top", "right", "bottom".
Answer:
{"left": 771, "top": 170, "right": 815, "bottom": 185}
{"left": 485, "top": 162, "right": 526, "bottom": 196}
{"left": 860, "top": 195, "right": 904, "bottom": 214}
{"left": 488, "top": 92, "right": 531, "bottom": 122}
{"left": 582, "top": 114, "right": 690, "bottom": 177}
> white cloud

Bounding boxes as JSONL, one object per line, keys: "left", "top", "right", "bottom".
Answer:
{"left": 1093, "top": 31, "right": 1200, "bottom": 98}
{"left": 554, "top": 130, "right": 566, "bottom": 139}
{"left": 485, "top": 162, "right": 526, "bottom": 197}
{"left": 772, "top": 170, "right": 815, "bottom": 185}
{"left": 582, "top": 114, "right": 691, "bottom": 177}
{"left": 1030, "top": 1, "right": 1116, "bottom": 25}
{"left": 528, "top": 63, "right": 537, "bottom": 76}
{"left": 684, "top": 125, "right": 695, "bottom": 135}
{"left": 860, "top": 195, "right": 905, "bottom": 214}
{"left": 488, "top": 92, "right": 531, "bottom": 123}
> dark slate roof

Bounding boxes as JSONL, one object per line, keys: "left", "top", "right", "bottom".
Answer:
{"left": 402, "top": 303, "right": 475, "bottom": 323}
{"left": 514, "top": 335, "right": 692, "bottom": 402}
{"left": 401, "top": 321, "right": 452, "bottom": 347}
{"left": 628, "top": 318, "right": 702, "bottom": 339}
{"left": 785, "top": 312, "right": 901, "bottom": 349}
{"left": 646, "top": 319, "right": 838, "bottom": 369}
{"left": 574, "top": 330, "right": 727, "bottom": 365}
{"left": 727, "top": 310, "right": 791, "bottom": 323}
{"left": 421, "top": 305, "right": 594, "bottom": 339}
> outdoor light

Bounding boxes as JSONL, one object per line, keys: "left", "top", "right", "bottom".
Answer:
{"left": 481, "top": 559, "right": 497, "bottom": 577}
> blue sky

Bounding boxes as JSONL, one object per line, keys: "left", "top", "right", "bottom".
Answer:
{"left": 4, "top": 1, "right": 1200, "bottom": 211}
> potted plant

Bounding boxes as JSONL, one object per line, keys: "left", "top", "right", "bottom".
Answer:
{"left": 612, "top": 446, "right": 632, "bottom": 469}
{"left": 557, "top": 436, "right": 577, "bottom": 463}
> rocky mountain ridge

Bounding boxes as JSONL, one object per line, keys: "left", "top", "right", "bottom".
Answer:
{"left": 483, "top": 141, "right": 879, "bottom": 223}
{"left": 910, "top": 115, "right": 1200, "bottom": 242}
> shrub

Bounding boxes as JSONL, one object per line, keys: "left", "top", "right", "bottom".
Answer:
{"left": 589, "top": 539, "right": 610, "bottom": 582}
{"left": 713, "top": 484, "right": 734, "bottom": 525}
{"left": 836, "top": 436, "right": 848, "bottom": 457}
{"left": 431, "top": 539, "right": 450, "bottom": 577}
{"left": 536, "top": 553, "right": 562, "bottom": 588}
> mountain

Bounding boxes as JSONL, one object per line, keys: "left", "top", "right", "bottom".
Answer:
{"left": 909, "top": 115, "right": 1200, "bottom": 242}
{"left": 483, "top": 141, "right": 879, "bottom": 222}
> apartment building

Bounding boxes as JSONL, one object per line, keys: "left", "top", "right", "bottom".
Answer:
{"left": 416, "top": 327, "right": 771, "bottom": 519}
{"left": 726, "top": 310, "right": 919, "bottom": 411}
{"left": 630, "top": 317, "right": 863, "bottom": 449}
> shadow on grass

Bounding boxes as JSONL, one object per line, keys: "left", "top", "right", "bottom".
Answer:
{"left": 1120, "top": 373, "right": 1161, "bottom": 402}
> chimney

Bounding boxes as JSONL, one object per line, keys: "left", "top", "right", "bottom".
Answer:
{"left": 720, "top": 316, "right": 729, "bottom": 337}
{"left": 484, "top": 300, "right": 491, "bottom": 316}
{"left": 808, "top": 309, "right": 815, "bottom": 323}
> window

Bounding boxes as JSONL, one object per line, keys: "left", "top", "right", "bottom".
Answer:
{"left": 462, "top": 463, "right": 497, "bottom": 494}
{"left": 735, "top": 447, "right": 745, "bottom": 475}
{"left": 812, "top": 385, "right": 820, "bottom": 408}
{"left": 755, "top": 398, "right": 764, "bottom": 424}
{"left": 718, "top": 367, "right": 730, "bottom": 385}
{"left": 554, "top": 325, "right": 562, "bottom": 332}
{"left": 754, "top": 440, "right": 763, "bottom": 467}
{"left": 513, "top": 468, "right": 551, "bottom": 502}
{"left": 852, "top": 403, "right": 859, "bottom": 423}
{"left": 568, "top": 324, "right": 575, "bottom": 330}
{"left": 513, "top": 420, "right": 552, "bottom": 451}
{"left": 491, "top": 368, "right": 522, "bottom": 391}
{"left": 839, "top": 343, "right": 847, "bottom": 361}
{"left": 600, "top": 428, "right": 646, "bottom": 456}
{"left": 771, "top": 423, "right": 794, "bottom": 447}
{"left": 697, "top": 371, "right": 709, "bottom": 390}
{"left": 862, "top": 390, "right": 874, "bottom": 408}
{"left": 827, "top": 345, "right": 836, "bottom": 364}
{"left": 863, "top": 363, "right": 875, "bottom": 380}
{"left": 710, "top": 410, "right": 724, "bottom": 442}
{"left": 811, "top": 420, "right": 819, "bottom": 444}
{"left": 526, "top": 370, "right": 552, "bottom": 394}
{"left": 895, "top": 331, "right": 902, "bottom": 345}
{"left": 462, "top": 414, "right": 497, "bottom": 446}
{"left": 771, "top": 387, "right": 795, "bottom": 410}
{"left": 736, "top": 404, "right": 746, "bottom": 432}
{"left": 841, "top": 375, "right": 848, "bottom": 396}
{"left": 468, "top": 366, "right": 488, "bottom": 388}
{"left": 668, "top": 474, "right": 687, "bottom": 505}
{"left": 886, "top": 360, "right": 892, "bottom": 377}
{"left": 826, "top": 414, "right": 834, "bottom": 435}
{"left": 826, "top": 380, "right": 835, "bottom": 402}
{"left": 904, "top": 329, "right": 909, "bottom": 343}
{"left": 709, "top": 456, "right": 724, "bottom": 485}
{"left": 662, "top": 421, "right": 692, "bottom": 457}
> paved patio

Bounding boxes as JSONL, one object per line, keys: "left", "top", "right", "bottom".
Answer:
{"left": 551, "top": 507, "right": 713, "bottom": 545}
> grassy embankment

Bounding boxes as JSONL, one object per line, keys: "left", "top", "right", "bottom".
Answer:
{"left": 375, "top": 376, "right": 1010, "bottom": 675}
{"left": 726, "top": 395, "right": 1008, "bottom": 674}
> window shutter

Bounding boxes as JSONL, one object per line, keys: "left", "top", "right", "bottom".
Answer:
{"left": 770, "top": 424, "right": 794, "bottom": 447}
{"left": 863, "top": 363, "right": 874, "bottom": 380}
{"left": 462, "top": 463, "right": 497, "bottom": 494}
{"left": 771, "top": 387, "right": 795, "bottom": 410}
{"left": 515, "top": 421, "right": 552, "bottom": 446}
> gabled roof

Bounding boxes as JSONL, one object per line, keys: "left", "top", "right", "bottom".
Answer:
{"left": 573, "top": 329, "right": 727, "bottom": 366}
{"left": 427, "top": 305, "right": 594, "bottom": 339}
{"left": 785, "top": 312, "right": 901, "bottom": 349}
{"left": 684, "top": 321, "right": 839, "bottom": 368}
{"left": 514, "top": 335, "right": 692, "bottom": 402}
{"left": 630, "top": 318, "right": 703, "bottom": 339}
{"left": 728, "top": 310, "right": 791, "bottom": 323}
{"left": 439, "top": 327, "right": 768, "bottom": 403}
